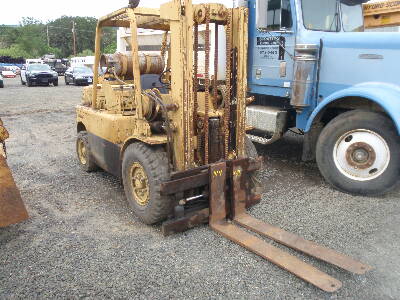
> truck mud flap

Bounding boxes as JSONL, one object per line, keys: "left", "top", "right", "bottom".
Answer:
{"left": 208, "top": 160, "right": 372, "bottom": 293}
{"left": 0, "top": 156, "right": 28, "bottom": 227}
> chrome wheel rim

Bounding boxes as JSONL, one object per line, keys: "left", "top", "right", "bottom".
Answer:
{"left": 130, "top": 162, "right": 150, "bottom": 206}
{"left": 333, "top": 129, "right": 390, "bottom": 181}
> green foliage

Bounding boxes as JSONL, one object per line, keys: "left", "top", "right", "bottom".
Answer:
{"left": 47, "top": 16, "right": 97, "bottom": 57}
{"left": 0, "top": 45, "right": 30, "bottom": 58}
{"left": 75, "top": 49, "right": 95, "bottom": 57}
{"left": 0, "top": 15, "right": 117, "bottom": 59}
{"left": 104, "top": 41, "right": 117, "bottom": 54}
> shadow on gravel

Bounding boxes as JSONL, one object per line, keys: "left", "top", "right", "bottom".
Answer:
{"left": 0, "top": 224, "right": 31, "bottom": 245}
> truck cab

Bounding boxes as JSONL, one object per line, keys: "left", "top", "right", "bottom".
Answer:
{"left": 245, "top": 0, "right": 400, "bottom": 195}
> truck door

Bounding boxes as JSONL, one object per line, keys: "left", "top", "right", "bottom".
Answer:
{"left": 249, "top": 0, "right": 296, "bottom": 97}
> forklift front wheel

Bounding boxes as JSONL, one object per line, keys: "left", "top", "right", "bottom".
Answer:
{"left": 122, "top": 143, "right": 172, "bottom": 224}
{"left": 76, "top": 131, "right": 97, "bottom": 172}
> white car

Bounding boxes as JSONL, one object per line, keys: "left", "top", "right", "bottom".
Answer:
{"left": 1, "top": 70, "right": 16, "bottom": 78}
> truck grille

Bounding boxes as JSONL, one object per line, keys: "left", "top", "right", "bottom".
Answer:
{"left": 36, "top": 74, "right": 53, "bottom": 79}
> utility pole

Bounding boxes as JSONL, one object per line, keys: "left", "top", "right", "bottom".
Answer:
{"left": 72, "top": 21, "right": 76, "bottom": 56}
{"left": 46, "top": 25, "right": 50, "bottom": 47}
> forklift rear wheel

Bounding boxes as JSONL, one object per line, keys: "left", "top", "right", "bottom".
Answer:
{"left": 122, "top": 143, "right": 172, "bottom": 224}
{"left": 76, "top": 131, "right": 97, "bottom": 172}
{"left": 316, "top": 110, "right": 400, "bottom": 196}
{"left": 245, "top": 137, "right": 263, "bottom": 194}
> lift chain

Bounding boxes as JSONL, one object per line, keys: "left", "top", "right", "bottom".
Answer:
{"left": 193, "top": 23, "right": 199, "bottom": 135}
{"left": 224, "top": 10, "right": 232, "bottom": 159}
{"left": 194, "top": 22, "right": 202, "bottom": 164}
{"left": 160, "top": 30, "right": 169, "bottom": 62}
{"left": 204, "top": 6, "right": 211, "bottom": 164}
{"left": 213, "top": 23, "right": 218, "bottom": 104}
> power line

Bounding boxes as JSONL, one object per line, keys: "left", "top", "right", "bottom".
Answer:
{"left": 46, "top": 25, "right": 115, "bottom": 34}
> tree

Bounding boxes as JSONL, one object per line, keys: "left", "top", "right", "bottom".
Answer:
{"left": 0, "top": 45, "right": 30, "bottom": 59}
{"left": 47, "top": 16, "right": 97, "bottom": 57}
{"left": 75, "top": 49, "right": 94, "bottom": 57}
{"left": 104, "top": 41, "right": 117, "bottom": 54}
{"left": 0, "top": 16, "right": 118, "bottom": 59}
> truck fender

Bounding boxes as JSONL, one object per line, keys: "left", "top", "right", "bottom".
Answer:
{"left": 305, "top": 82, "right": 400, "bottom": 134}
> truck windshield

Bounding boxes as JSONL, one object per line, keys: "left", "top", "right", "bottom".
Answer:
{"left": 302, "top": 0, "right": 338, "bottom": 31}
{"left": 74, "top": 67, "right": 93, "bottom": 74}
{"left": 340, "top": 0, "right": 368, "bottom": 32}
{"left": 302, "top": 0, "right": 368, "bottom": 32}
{"left": 29, "top": 64, "right": 51, "bottom": 71}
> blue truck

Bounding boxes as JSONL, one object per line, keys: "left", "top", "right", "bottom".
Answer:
{"left": 241, "top": 0, "right": 400, "bottom": 195}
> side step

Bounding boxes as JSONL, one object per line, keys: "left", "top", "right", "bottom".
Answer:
{"left": 208, "top": 160, "right": 372, "bottom": 292}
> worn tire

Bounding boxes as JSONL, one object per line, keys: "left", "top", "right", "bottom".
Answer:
{"left": 316, "top": 110, "right": 400, "bottom": 196}
{"left": 245, "top": 137, "right": 263, "bottom": 193}
{"left": 122, "top": 143, "right": 172, "bottom": 224}
{"left": 76, "top": 131, "right": 97, "bottom": 172}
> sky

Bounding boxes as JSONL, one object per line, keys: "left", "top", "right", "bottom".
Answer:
{"left": 0, "top": 0, "right": 233, "bottom": 25}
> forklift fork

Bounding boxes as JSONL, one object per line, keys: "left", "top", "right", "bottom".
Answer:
{"left": 208, "top": 159, "right": 372, "bottom": 292}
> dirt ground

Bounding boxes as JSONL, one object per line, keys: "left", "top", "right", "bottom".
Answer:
{"left": 0, "top": 76, "right": 399, "bottom": 299}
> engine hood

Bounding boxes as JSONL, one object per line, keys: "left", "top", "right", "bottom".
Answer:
{"left": 322, "top": 32, "right": 400, "bottom": 50}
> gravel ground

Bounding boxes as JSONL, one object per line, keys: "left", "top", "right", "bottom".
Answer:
{"left": 0, "top": 76, "right": 399, "bottom": 299}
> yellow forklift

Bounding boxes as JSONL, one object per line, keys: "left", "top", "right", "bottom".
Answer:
{"left": 76, "top": 0, "right": 371, "bottom": 292}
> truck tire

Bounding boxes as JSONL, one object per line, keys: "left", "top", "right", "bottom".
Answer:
{"left": 316, "top": 110, "right": 400, "bottom": 196}
{"left": 245, "top": 137, "right": 263, "bottom": 193}
{"left": 122, "top": 143, "right": 172, "bottom": 224}
{"left": 76, "top": 131, "right": 98, "bottom": 172}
